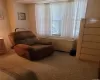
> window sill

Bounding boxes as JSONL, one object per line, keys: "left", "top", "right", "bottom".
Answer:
{"left": 39, "top": 36, "right": 75, "bottom": 41}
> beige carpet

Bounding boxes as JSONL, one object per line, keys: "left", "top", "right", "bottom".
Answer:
{"left": 39, "top": 52, "right": 99, "bottom": 80}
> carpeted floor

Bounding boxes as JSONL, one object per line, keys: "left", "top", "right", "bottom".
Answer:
{"left": 39, "top": 51, "right": 99, "bottom": 80}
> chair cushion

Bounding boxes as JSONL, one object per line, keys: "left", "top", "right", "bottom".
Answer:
{"left": 31, "top": 44, "right": 52, "bottom": 51}
{"left": 14, "top": 31, "right": 36, "bottom": 40}
{"left": 15, "top": 38, "right": 38, "bottom": 45}
{"left": 25, "top": 38, "right": 38, "bottom": 45}
{"left": 13, "top": 31, "right": 38, "bottom": 45}
{"left": 15, "top": 39, "right": 26, "bottom": 44}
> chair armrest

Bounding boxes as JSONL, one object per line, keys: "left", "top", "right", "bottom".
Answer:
{"left": 14, "top": 44, "right": 31, "bottom": 60}
{"left": 36, "top": 40, "right": 52, "bottom": 45}
{"left": 14, "top": 44, "right": 31, "bottom": 49}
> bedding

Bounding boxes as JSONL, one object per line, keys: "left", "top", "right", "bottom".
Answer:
{"left": 0, "top": 67, "right": 38, "bottom": 80}
{"left": 0, "top": 53, "right": 65, "bottom": 80}
{"left": 0, "top": 71, "right": 15, "bottom": 80}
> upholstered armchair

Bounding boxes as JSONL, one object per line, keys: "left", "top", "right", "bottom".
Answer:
{"left": 9, "top": 31, "right": 54, "bottom": 60}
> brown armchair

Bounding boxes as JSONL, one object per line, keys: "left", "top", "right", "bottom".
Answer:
{"left": 9, "top": 31, "right": 54, "bottom": 60}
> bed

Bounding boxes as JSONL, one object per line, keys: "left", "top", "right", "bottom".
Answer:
{"left": 0, "top": 53, "right": 65, "bottom": 80}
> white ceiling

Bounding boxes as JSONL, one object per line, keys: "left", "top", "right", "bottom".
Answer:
{"left": 15, "top": 0, "right": 69, "bottom": 3}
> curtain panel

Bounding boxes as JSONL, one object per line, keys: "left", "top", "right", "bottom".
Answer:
{"left": 35, "top": 0, "right": 88, "bottom": 39}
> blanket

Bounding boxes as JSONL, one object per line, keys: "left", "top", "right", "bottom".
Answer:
{"left": 0, "top": 53, "right": 65, "bottom": 80}
{"left": 0, "top": 67, "right": 38, "bottom": 80}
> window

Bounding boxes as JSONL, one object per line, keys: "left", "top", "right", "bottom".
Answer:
{"left": 50, "top": 4, "right": 62, "bottom": 36}
{"left": 35, "top": 0, "right": 88, "bottom": 39}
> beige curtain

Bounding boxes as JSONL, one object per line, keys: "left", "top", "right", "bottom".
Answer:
{"left": 35, "top": 0, "right": 88, "bottom": 39}
{"left": 35, "top": 3, "right": 51, "bottom": 37}
{"left": 60, "top": 0, "right": 88, "bottom": 39}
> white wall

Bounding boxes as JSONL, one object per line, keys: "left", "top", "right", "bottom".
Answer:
{"left": 0, "top": 0, "right": 11, "bottom": 50}
{"left": 86, "top": 0, "right": 100, "bottom": 18}
{"left": 15, "top": 3, "right": 30, "bottom": 30}
{"left": 6, "top": 1, "right": 31, "bottom": 32}
{"left": 6, "top": 0, "right": 16, "bottom": 32}
{"left": 27, "top": 4, "right": 37, "bottom": 35}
